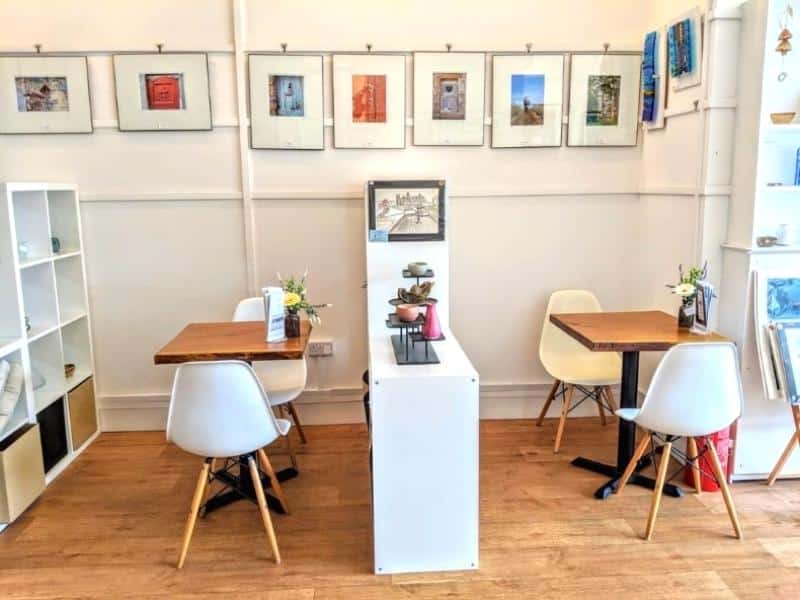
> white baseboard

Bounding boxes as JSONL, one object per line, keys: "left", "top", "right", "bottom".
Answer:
{"left": 97, "top": 382, "right": 622, "bottom": 432}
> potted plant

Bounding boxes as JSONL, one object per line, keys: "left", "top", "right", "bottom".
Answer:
{"left": 279, "top": 271, "right": 329, "bottom": 337}
{"left": 667, "top": 262, "right": 707, "bottom": 329}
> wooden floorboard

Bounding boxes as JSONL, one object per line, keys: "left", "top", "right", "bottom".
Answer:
{"left": 1, "top": 417, "right": 798, "bottom": 598}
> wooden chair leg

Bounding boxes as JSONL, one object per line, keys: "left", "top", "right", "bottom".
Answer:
{"left": 705, "top": 436, "right": 743, "bottom": 539}
{"left": 594, "top": 387, "right": 607, "bottom": 426}
{"left": 257, "top": 448, "right": 289, "bottom": 514}
{"left": 284, "top": 428, "right": 298, "bottom": 470}
{"left": 603, "top": 386, "right": 618, "bottom": 413}
{"left": 248, "top": 456, "right": 281, "bottom": 563}
{"left": 536, "top": 379, "right": 561, "bottom": 427}
{"left": 554, "top": 384, "right": 574, "bottom": 454}
{"left": 687, "top": 437, "right": 702, "bottom": 494}
{"left": 767, "top": 405, "right": 800, "bottom": 486}
{"left": 767, "top": 432, "right": 799, "bottom": 486}
{"left": 616, "top": 432, "right": 651, "bottom": 496}
{"left": 644, "top": 441, "right": 672, "bottom": 541}
{"left": 177, "top": 458, "right": 211, "bottom": 569}
{"left": 286, "top": 401, "right": 307, "bottom": 444}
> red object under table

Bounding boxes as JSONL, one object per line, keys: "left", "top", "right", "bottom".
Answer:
{"left": 684, "top": 427, "right": 733, "bottom": 492}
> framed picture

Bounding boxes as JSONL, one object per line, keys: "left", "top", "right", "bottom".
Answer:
{"left": 491, "top": 53, "right": 564, "bottom": 148}
{"left": 0, "top": 56, "right": 92, "bottom": 134}
{"left": 567, "top": 53, "right": 641, "bottom": 147}
{"left": 332, "top": 54, "right": 406, "bottom": 149}
{"left": 641, "top": 29, "right": 667, "bottom": 131}
{"left": 112, "top": 53, "right": 212, "bottom": 131}
{"left": 668, "top": 8, "right": 703, "bottom": 91}
{"left": 248, "top": 54, "right": 323, "bottom": 149}
{"left": 694, "top": 279, "right": 714, "bottom": 332}
{"left": 413, "top": 52, "right": 485, "bottom": 146}
{"left": 367, "top": 180, "right": 445, "bottom": 242}
{"left": 775, "top": 323, "right": 800, "bottom": 404}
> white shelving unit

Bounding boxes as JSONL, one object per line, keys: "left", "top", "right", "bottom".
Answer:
{"left": 0, "top": 182, "right": 98, "bottom": 526}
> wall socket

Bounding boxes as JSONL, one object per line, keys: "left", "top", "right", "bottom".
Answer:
{"left": 308, "top": 340, "right": 334, "bottom": 357}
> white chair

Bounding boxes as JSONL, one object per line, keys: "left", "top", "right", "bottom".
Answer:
{"left": 536, "top": 290, "right": 621, "bottom": 453}
{"left": 614, "top": 342, "right": 743, "bottom": 541}
{"left": 166, "top": 360, "right": 291, "bottom": 568}
{"left": 233, "top": 297, "right": 308, "bottom": 446}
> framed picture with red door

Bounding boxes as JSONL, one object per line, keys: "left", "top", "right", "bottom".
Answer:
{"left": 112, "top": 53, "right": 212, "bottom": 131}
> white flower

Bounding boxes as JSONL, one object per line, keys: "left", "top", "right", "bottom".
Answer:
{"left": 672, "top": 283, "right": 696, "bottom": 297}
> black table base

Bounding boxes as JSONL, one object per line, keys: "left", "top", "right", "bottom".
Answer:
{"left": 571, "top": 350, "right": 683, "bottom": 500}
{"left": 202, "top": 454, "right": 298, "bottom": 515}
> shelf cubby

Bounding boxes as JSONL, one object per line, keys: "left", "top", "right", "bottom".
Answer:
{"left": 0, "top": 351, "right": 29, "bottom": 442}
{"left": 20, "top": 262, "right": 59, "bottom": 340}
{"left": 55, "top": 255, "right": 87, "bottom": 325}
{"left": 29, "top": 330, "right": 65, "bottom": 413}
{"left": 12, "top": 190, "right": 51, "bottom": 264}
{"left": 62, "top": 317, "right": 92, "bottom": 387}
{"left": 47, "top": 190, "right": 81, "bottom": 255}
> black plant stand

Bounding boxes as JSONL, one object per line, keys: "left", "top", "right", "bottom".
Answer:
{"left": 203, "top": 456, "right": 298, "bottom": 515}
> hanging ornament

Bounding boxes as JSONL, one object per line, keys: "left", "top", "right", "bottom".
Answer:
{"left": 777, "top": 2, "right": 794, "bottom": 81}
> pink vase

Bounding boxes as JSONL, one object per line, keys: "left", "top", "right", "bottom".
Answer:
{"left": 421, "top": 301, "right": 442, "bottom": 340}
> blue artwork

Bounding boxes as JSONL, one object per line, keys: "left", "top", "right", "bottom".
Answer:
{"left": 767, "top": 277, "right": 800, "bottom": 320}
{"left": 642, "top": 31, "right": 658, "bottom": 122}
{"left": 510, "top": 74, "right": 545, "bottom": 126}
{"left": 269, "top": 75, "right": 304, "bottom": 117}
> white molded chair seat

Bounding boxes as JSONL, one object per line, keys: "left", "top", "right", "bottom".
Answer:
{"left": 614, "top": 342, "right": 743, "bottom": 541}
{"left": 166, "top": 360, "right": 291, "bottom": 567}
{"left": 233, "top": 297, "right": 308, "bottom": 443}
{"left": 536, "top": 290, "right": 621, "bottom": 452}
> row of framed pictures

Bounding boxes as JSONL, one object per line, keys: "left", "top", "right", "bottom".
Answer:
{"left": 0, "top": 51, "right": 641, "bottom": 148}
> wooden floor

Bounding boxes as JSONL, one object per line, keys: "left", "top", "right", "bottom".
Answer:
{"left": 2, "top": 418, "right": 800, "bottom": 599}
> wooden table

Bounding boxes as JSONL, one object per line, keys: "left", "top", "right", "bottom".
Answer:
{"left": 154, "top": 320, "right": 311, "bottom": 514}
{"left": 549, "top": 310, "right": 728, "bottom": 500}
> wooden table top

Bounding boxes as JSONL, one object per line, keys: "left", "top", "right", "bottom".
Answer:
{"left": 549, "top": 310, "right": 729, "bottom": 352}
{"left": 153, "top": 321, "right": 311, "bottom": 364}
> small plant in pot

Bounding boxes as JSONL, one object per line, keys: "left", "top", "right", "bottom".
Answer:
{"left": 279, "top": 270, "right": 330, "bottom": 337}
{"left": 666, "top": 262, "right": 707, "bottom": 329}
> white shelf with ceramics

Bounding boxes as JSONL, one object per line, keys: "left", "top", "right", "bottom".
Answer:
{"left": 0, "top": 182, "right": 98, "bottom": 529}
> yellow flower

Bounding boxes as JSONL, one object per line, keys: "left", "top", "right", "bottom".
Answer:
{"left": 284, "top": 292, "right": 301, "bottom": 307}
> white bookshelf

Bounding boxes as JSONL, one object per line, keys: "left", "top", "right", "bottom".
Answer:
{"left": 0, "top": 182, "right": 98, "bottom": 525}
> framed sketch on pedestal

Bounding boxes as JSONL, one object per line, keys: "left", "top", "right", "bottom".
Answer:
{"left": 567, "top": 53, "right": 641, "bottom": 147}
{"left": 413, "top": 52, "right": 485, "bottom": 146}
{"left": 112, "top": 53, "right": 211, "bottom": 131}
{"left": 367, "top": 180, "right": 445, "bottom": 242}
{"left": 0, "top": 56, "right": 92, "bottom": 134}
{"left": 491, "top": 53, "right": 564, "bottom": 148}
{"left": 249, "top": 54, "right": 324, "bottom": 149}
{"left": 775, "top": 323, "right": 800, "bottom": 404}
{"left": 333, "top": 54, "right": 406, "bottom": 149}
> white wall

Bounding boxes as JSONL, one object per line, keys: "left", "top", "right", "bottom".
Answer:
{"left": 0, "top": 0, "right": 714, "bottom": 427}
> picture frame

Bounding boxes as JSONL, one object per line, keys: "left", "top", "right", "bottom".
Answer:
{"left": 0, "top": 55, "right": 92, "bottom": 134}
{"left": 753, "top": 270, "right": 800, "bottom": 401}
{"left": 413, "top": 52, "right": 485, "bottom": 146}
{"left": 491, "top": 53, "right": 564, "bottom": 148}
{"left": 248, "top": 54, "right": 324, "bottom": 150}
{"left": 775, "top": 322, "right": 800, "bottom": 405}
{"left": 567, "top": 53, "right": 641, "bottom": 147}
{"left": 641, "top": 28, "right": 667, "bottom": 131}
{"left": 112, "top": 53, "right": 212, "bottom": 132}
{"left": 332, "top": 54, "right": 406, "bottom": 149}
{"left": 367, "top": 180, "right": 445, "bottom": 242}
{"left": 694, "top": 279, "right": 714, "bottom": 333}
{"left": 668, "top": 8, "right": 703, "bottom": 92}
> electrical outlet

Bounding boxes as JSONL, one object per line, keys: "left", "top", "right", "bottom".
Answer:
{"left": 308, "top": 340, "right": 333, "bottom": 357}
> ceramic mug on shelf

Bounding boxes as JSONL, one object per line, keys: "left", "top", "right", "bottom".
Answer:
{"left": 776, "top": 223, "right": 796, "bottom": 246}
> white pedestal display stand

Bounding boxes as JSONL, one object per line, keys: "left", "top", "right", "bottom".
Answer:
{"left": 365, "top": 180, "right": 479, "bottom": 575}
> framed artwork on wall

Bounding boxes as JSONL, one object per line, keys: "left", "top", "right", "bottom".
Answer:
{"left": 567, "top": 53, "right": 641, "bottom": 147}
{"left": 248, "top": 54, "right": 324, "bottom": 149}
{"left": 112, "top": 53, "right": 212, "bottom": 131}
{"left": 668, "top": 8, "right": 703, "bottom": 91}
{"left": 332, "top": 54, "right": 406, "bottom": 149}
{"left": 491, "top": 53, "right": 564, "bottom": 148}
{"left": 413, "top": 52, "right": 485, "bottom": 146}
{"left": 367, "top": 180, "right": 445, "bottom": 242}
{"left": 0, "top": 56, "right": 92, "bottom": 134}
{"left": 642, "top": 27, "right": 667, "bottom": 131}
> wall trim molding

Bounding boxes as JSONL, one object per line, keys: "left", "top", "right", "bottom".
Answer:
{"left": 97, "top": 382, "right": 624, "bottom": 431}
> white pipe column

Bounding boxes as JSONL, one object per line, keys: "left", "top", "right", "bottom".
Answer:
{"left": 233, "top": 0, "right": 258, "bottom": 294}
